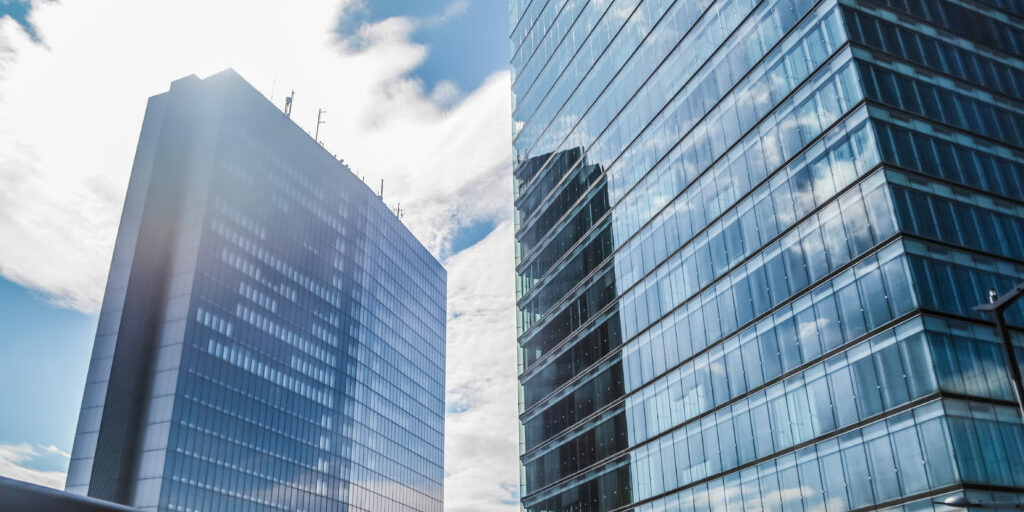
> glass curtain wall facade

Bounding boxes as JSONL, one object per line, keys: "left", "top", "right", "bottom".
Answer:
{"left": 66, "top": 70, "right": 446, "bottom": 512}
{"left": 509, "top": 0, "right": 1024, "bottom": 510}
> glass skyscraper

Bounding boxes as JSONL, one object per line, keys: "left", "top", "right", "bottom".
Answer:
{"left": 510, "top": 0, "right": 1024, "bottom": 510}
{"left": 65, "top": 70, "right": 446, "bottom": 512}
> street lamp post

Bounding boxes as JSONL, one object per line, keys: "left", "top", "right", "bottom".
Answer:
{"left": 935, "top": 285, "right": 1024, "bottom": 510}
{"left": 975, "top": 281, "right": 1024, "bottom": 421}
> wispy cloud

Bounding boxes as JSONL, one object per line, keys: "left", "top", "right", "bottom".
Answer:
{"left": 38, "top": 444, "right": 71, "bottom": 459}
{"left": 0, "top": 443, "right": 69, "bottom": 489}
{"left": 421, "top": 0, "right": 470, "bottom": 28}
{"left": 0, "top": 0, "right": 512, "bottom": 311}
{"left": 0, "top": 0, "right": 518, "bottom": 508}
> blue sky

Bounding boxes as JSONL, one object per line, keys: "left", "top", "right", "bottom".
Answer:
{"left": 0, "top": 1, "right": 100, "bottom": 475}
{"left": 338, "top": 0, "right": 508, "bottom": 94}
{"left": 0, "top": 1, "right": 517, "bottom": 508}
{"left": 0, "top": 1, "right": 34, "bottom": 36}
{"left": 0, "top": 278, "right": 95, "bottom": 471}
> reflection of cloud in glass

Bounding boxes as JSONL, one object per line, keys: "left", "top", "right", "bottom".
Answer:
{"left": 799, "top": 317, "right": 835, "bottom": 341}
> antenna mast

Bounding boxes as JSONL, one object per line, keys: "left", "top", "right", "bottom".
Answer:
{"left": 315, "top": 108, "right": 326, "bottom": 143}
{"left": 284, "top": 90, "right": 295, "bottom": 117}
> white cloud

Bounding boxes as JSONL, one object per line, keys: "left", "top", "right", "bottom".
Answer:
{"left": 422, "top": 0, "right": 471, "bottom": 28}
{"left": 443, "top": 221, "right": 519, "bottom": 511}
{"left": 0, "top": 443, "right": 68, "bottom": 490}
{"left": 39, "top": 444, "right": 71, "bottom": 459}
{"left": 0, "top": 0, "right": 513, "bottom": 311}
{"left": 0, "top": 0, "right": 519, "bottom": 508}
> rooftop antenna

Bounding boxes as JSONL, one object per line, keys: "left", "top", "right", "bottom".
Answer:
{"left": 284, "top": 90, "right": 295, "bottom": 117}
{"left": 315, "top": 108, "right": 327, "bottom": 143}
{"left": 379, "top": 179, "right": 384, "bottom": 200}
{"left": 395, "top": 203, "right": 404, "bottom": 219}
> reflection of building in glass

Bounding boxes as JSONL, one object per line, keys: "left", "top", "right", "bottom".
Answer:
{"left": 510, "top": 1, "right": 1024, "bottom": 510}
{"left": 66, "top": 70, "right": 446, "bottom": 512}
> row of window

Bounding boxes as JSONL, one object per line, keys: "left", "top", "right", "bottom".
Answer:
{"left": 509, "top": 0, "right": 570, "bottom": 82}
{"left": 524, "top": 230, "right": 1024, "bottom": 467}
{"left": 526, "top": 398, "right": 1024, "bottom": 512}
{"left": 163, "top": 477, "right": 299, "bottom": 511}
{"left": 518, "top": 2, "right": 848, "bottom": 309}
{"left": 568, "top": 0, "right": 819, "bottom": 197}
{"left": 181, "top": 349, "right": 325, "bottom": 430}
{"left": 973, "top": 0, "right": 1024, "bottom": 17}
{"left": 208, "top": 238, "right": 445, "bottom": 427}
{"left": 230, "top": 300, "right": 336, "bottom": 367}
{"left": 526, "top": 310, "right": 938, "bottom": 494}
{"left": 525, "top": 410, "right": 631, "bottom": 493}
{"left": 238, "top": 281, "right": 279, "bottom": 314}
{"left": 906, "top": 235, "right": 1024, "bottom": 321}
{"left": 846, "top": 7, "right": 1024, "bottom": 102}
{"left": 908, "top": 243, "right": 1024, "bottom": 324}
{"left": 521, "top": 311, "right": 622, "bottom": 409}
{"left": 220, "top": 141, "right": 446, "bottom": 365}
{"left": 524, "top": 231, "right": 909, "bottom": 454}
{"left": 142, "top": 103, "right": 445, "bottom": 512}
{"left": 927, "top": 317, "right": 1020, "bottom": 403}
{"left": 628, "top": 400, "right": 1024, "bottom": 512}
{"left": 514, "top": 0, "right": 675, "bottom": 157}
{"left": 621, "top": 257, "right": 925, "bottom": 449}
{"left": 618, "top": 170, "right": 897, "bottom": 359}
{"left": 624, "top": 357, "right": 940, "bottom": 506}
{"left": 207, "top": 338, "right": 331, "bottom": 406}
{"left": 217, "top": 163, "right": 352, "bottom": 309}
{"left": 522, "top": 341, "right": 625, "bottom": 450}
{"left": 346, "top": 459, "right": 442, "bottom": 512}
{"left": 518, "top": 0, "right": 816, "bottom": 223}
{"left": 520, "top": 107, "right": 875, "bottom": 399}
{"left": 874, "top": 115, "right": 1024, "bottom": 203}
{"left": 517, "top": 172, "right": 610, "bottom": 305}
{"left": 511, "top": 0, "right": 601, "bottom": 109}
{"left": 518, "top": 264, "right": 615, "bottom": 370}
{"left": 213, "top": 198, "right": 269, "bottom": 240}
{"left": 168, "top": 423, "right": 343, "bottom": 509}
{"left": 162, "top": 447, "right": 441, "bottom": 512}
{"left": 517, "top": 156, "right": 602, "bottom": 267}
{"left": 614, "top": 108, "right": 876, "bottom": 317}
{"left": 201, "top": 171, "right": 446, "bottom": 496}
{"left": 513, "top": 0, "right": 645, "bottom": 152}
{"left": 516, "top": 145, "right": 584, "bottom": 237}
{"left": 858, "top": 57, "right": 1024, "bottom": 150}
{"left": 867, "top": 0, "right": 1024, "bottom": 57}
{"left": 516, "top": 0, "right": 762, "bottom": 183}
{"left": 178, "top": 362, "right": 441, "bottom": 489}
{"left": 198, "top": 303, "right": 444, "bottom": 463}
{"left": 518, "top": 51, "right": 863, "bottom": 344}
{"left": 516, "top": 0, "right": 839, "bottom": 317}
{"left": 890, "top": 179, "right": 1024, "bottom": 262}
{"left": 177, "top": 352, "right": 442, "bottom": 505}
{"left": 603, "top": 0, "right": 844, "bottom": 209}
{"left": 518, "top": 191, "right": 613, "bottom": 308}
